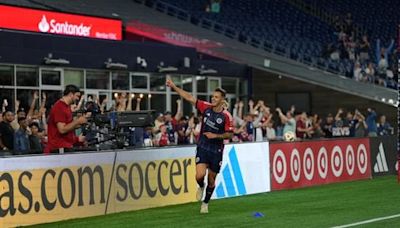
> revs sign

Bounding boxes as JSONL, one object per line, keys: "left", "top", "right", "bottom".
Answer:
{"left": 270, "top": 138, "right": 371, "bottom": 190}
{"left": 0, "top": 4, "right": 122, "bottom": 40}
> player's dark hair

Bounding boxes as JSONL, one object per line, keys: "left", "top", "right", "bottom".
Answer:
{"left": 214, "top": 87, "right": 226, "bottom": 97}
{"left": 63, "top": 84, "right": 80, "bottom": 96}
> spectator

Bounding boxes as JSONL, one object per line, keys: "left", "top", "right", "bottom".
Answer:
{"left": 333, "top": 108, "right": 350, "bottom": 137}
{"left": 99, "top": 96, "right": 108, "bottom": 114}
{"left": 29, "top": 122, "right": 43, "bottom": 154}
{"left": 116, "top": 92, "right": 128, "bottom": 112}
{"left": 346, "top": 36, "right": 356, "bottom": 61}
{"left": 154, "top": 124, "right": 169, "bottom": 147}
{"left": 375, "top": 39, "right": 395, "bottom": 67}
{"left": 276, "top": 106, "right": 296, "bottom": 139}
{"left": 347, "top": 111, "right": 357, "bottom": 137}
{"left": 353, "top": 62, "right": 363, "bottom": 81}
{"left": 14, "top": 117, "right": 30, "bottom": 154}
{"left": 0, "top": 111, "right": 15, "bottom": 151}
{"left": 365, "top": 62, "right": 375, "bottom": 83}
{"left": 232, "top": 100, "right": 244, "bottom": 142}
{"left": 296, "top": 112, "right": 313, "bottom": 139}
{"left": 377, "top": 54, "right": 388, "bottom": 86}
{"left": 265, "top": 119, "right": 276, "bottom": 141}
{"left": 233, "top": 100, "right": 244, "bottom": 126}
{"left": 366, "top": 108, "right": 377, "bottom": 136}
{"left": 143, "top": 127, "right": 154, "bottom": 147}
{"left": 311, "top": 114, "right": 325, "bottom": 138}
{"left": 176, "top": 116, "right": 189, "bottom": 144}
{"left": 153, "top": 113, "right": 165, "bottom": 133}
{"left": 354, "top": 111, "right": 367, "bottom": 137}
{"left": 377, "top": 115, "right": 393, "bottom": 136}
{"left": 27, "top": 91, "right": 40, "bottom": 119}
{"left": 164, "top": 111, "right": 177, "bottom": 145}
{"left": 322, "top": 113, "right": 334, "bottom": 138}
{"left": 253, "top": 101, "right": 269, "bottom": 141}
{"left": 186, "top": 116, "right": 201, "bottom": 144}
{"left": 10, "top": 101, "right": 26, "bottom": 130}
{"left": 125, "top": 93, "right": 134, "bottom": 112}
{"left": 260, "top": 109, "right": 274, "bottom": 141}
{"left": 164, "top": 99, "right": 182, "bottom": 145}
{"left": 359, "top": 35, "right": 370, "bottom": 61}
{"left": 240, "top": 113, "right": 255, "bottom": 142}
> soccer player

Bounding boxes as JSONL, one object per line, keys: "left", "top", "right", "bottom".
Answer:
{"left": 166, "top": 76, "right": 233, "bottom": 213}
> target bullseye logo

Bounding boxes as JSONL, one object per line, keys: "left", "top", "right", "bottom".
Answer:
{"left": 303, "top": 148, "right": 314, "bottom": 180}
{"left": 273, "top": 149, "right": 287, "bottom": 184}
{"left": 357, "top": 144, "right": 368, "bottom": 174}
{"left": 290, "top": 149, "right": 301, "bottom": 182}
{"left": 331, "top": 146, "right": 343, "bottom": 177}
{"left": 317, "top": 147, "right": 328, "bottom": 179}
{"left": 272, "top": 140, "right": 370, "bottom": 188}
{"left": 346, "top": 145, "right": 355, "bottom": 175}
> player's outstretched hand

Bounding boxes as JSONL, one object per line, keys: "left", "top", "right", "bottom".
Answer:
{"left": 203, "top": 132, "right": 217, "bottom": 139}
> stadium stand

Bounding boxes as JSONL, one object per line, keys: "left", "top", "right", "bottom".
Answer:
{"left": 3, "top": 0, "right": 397, "bottom": 91}
{"left": 142, "top": 0, "right": 398, "bottom": 89}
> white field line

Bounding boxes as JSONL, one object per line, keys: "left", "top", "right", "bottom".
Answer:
{"left": 331, "top": 213, "right": 400, "bottom": 228}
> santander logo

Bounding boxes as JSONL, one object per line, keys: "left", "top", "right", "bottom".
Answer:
{"left": 38, "top": 15, "right": 50, "bottom": 32}
{"left": 37, "top": 14, "right": 92, "bottom": 36}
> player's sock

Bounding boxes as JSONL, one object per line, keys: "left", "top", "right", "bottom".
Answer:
{"left": 197, "top": 178, "right": 204, "bottom": 188}
{"left": 203, "top": 186, "right": 215, "bottom": 204}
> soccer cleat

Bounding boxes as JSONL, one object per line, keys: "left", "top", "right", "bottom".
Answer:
{"left": 196, "top": 186, "right": 204, "bottom": 201}
{"left": 200, "top": 202, "right": 208, "bottom": 214}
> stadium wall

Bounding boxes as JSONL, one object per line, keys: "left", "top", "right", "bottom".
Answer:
{"left": 1, "top": 138, "right": 389, "bottom": 226}
{"left": 212, "top": 142, "right": 271, "bottom": 199}
{"left": 368, "top": 136, "right": 398, "bottom": 176}
{"left": 269, "top": 138, "right": 371, "bottom": 190}
{"left": 0, "top": 142, "right": 270, "bottom": 227}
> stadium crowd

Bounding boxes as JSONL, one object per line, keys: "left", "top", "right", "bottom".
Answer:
{"left": 0, "top": 91, "right": 394, "bottom": 155}
{"left": 324, "top": 13, "right": 397, "bottom": 89}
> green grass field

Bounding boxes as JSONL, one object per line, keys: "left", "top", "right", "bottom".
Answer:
{"left": 32, "top": 176, "right": 400, "bottom": 228}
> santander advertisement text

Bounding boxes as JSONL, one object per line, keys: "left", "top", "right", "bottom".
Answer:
{"left": 0, "top": 5, "right": 121, "bottom": 40}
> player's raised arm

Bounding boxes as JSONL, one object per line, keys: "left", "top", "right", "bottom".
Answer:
{"left": 166, "top": 76, "right": 196, "bottom": 106}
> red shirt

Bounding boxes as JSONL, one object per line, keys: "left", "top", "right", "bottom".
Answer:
{"left": 158, "top": 133, "right": 169, "bottom": 147}
{"left": 45, "top": 99, "right": 78, "bottom": 153}
{"left": 296, "top": 119, "right": 306, "bottom": 139}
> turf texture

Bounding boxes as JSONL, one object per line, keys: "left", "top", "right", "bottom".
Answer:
{"left": 31, "top": 175, "right": 400, "bottom": 228}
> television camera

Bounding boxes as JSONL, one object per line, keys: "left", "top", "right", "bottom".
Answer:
{"left": 74, "top": 101, "right": 154, "bottom": 150}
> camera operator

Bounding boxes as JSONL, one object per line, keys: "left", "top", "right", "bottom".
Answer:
{"left": 45, "top": 85, "right": 87, "bottom": 154}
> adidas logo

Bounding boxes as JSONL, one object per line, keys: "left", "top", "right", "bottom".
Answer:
{"left": 373, "top": 143, "right": 388, "bottom": 173}
{"left": 215, "top": 146, "right": 247, "bottom": 198}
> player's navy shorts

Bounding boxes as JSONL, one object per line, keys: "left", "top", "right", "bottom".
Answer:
{"left": 195, "top": 147, "right": 223, "bottom": 173}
